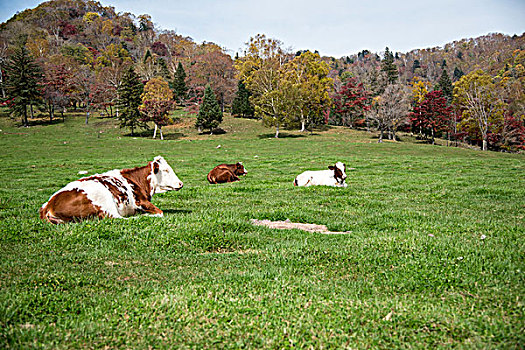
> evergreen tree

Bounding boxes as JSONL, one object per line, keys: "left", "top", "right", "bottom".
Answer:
{"left": 157, "top": 57, "right": 171, "bottom": 81}
{"left": 453, "top": 67, "right": 464, "bottom": 81}
{"left": 381, "top": 47, "right": 398, "bottom": 84}
{"left": 4, "top": 44, "right": 42, "bottom": 127}
{"left": 231, "top": 80, "right": 254, "bottom": 118}
{"left": 172, "top": 62, "right": 187, "bottom": 103}
{"left": 117, "top": 67, "right": 145, "bottom": 136}
{"left": 196, "top": 85, "right": 222, "bottom": 134}
{"left": 435, "top": 69, "right": 453, "bottom": 103}
{"left": 143, "top": 49, "right": 152, "bottom": 64}
{"left": 412, "top": 59, "right": 421, "bottom": 73}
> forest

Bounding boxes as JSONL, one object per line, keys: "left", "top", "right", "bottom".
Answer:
{"left": 1, "top": 0, "right": 524, "bottom": 151}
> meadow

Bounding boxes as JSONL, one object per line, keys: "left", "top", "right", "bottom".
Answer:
{"left": 0, "top": 110, "right": 523, "bottom": 349}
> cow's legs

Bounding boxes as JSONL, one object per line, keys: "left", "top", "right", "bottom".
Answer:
{"left": 140, "top": 201, "right": 164, "bottom": 217}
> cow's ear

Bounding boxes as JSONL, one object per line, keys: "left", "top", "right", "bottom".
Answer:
{"left": 328, "top": 166, "right": 335, "bottom": 170}
{"left": 153, "top": 162, "right": 160, "bottom": 174}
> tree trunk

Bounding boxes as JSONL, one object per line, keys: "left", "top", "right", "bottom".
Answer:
{"left": 482, "top": 138, "right": 488, "bottom": 151}
{"left": 300, "top": 119, "right": 306, "bottom": 132}
{"left": 153, "top": 123, "right": 158, "bottom": 139}
{"left": 378, "top": 129, "right": 384, "bottom": 143}
{"left": 30, "top": 104, "right": 35, "bottom": 119}
{"left": 159, "top": 126, "right": 164, "bottom": 140}
{"left": 85, "top": 111, "right": 89, "bottom": 125}
{"left": 392, "top": 129, "right": 397, "bottom": 141}
{"left": 23, "top": 105, "right": 29, "bottom": 127}
{"left": 431, "top": 127, "right": 435, "bottom": 145}
{"left": 275, "top": 125, "right": 279, "bottom": 138}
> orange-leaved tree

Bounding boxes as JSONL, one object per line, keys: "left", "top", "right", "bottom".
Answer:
{"left": 139, "top": 77, "right": 174, "bottom": 140}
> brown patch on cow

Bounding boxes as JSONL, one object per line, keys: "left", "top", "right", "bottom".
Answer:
{"left": 120, "top": 163, "right": 163, "bottom": 215}
{"left": 329, "top": 164, "right": 344, "bottom": 184}
{"left": 251, "top": 219, "right": 352, "bottom": 234}
{"left": 40, "top": 189, "right": 106, "bottom": 224}
{"left": 207, "top": 163, "right": 246, "bottom": 184}
{"left": 121, "top": 163, "right": 153, "bottom": 202}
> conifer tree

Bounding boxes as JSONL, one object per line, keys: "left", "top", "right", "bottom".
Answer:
{"left": 231, "top": 80, "right": 254, "bottom": 118}
{"left": 381, "top": 47, "right": 398, "bottom": 84}
{"left": 157, "top": 57, "right": 171, "bottom": 81}
{"left": 5, "top": 44, "right": 42, "bottom": 127}
{"left": 172, "top": 62, "right": 188, "bottom": 103}
{"left": 196, "top": 85, "right": 222, "bottom": 134}
{"left": 453, "top": 67, "right": 464, "bottom": 81}
{"left": 117, "top": 67, "right": 145, "bottom": 136}
{"left": 435, "top": 69, "right": 453, "bottom": 103}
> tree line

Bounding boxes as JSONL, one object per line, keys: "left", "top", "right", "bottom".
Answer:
{"left": 1, "top": 0, "right": 523, "bottom": 151}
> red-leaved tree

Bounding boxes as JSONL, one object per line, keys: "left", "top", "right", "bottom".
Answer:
{"left": 410, "top": 90, "right": 452, "bottom": 144}
{"left": 330, "top": 77, "right": 370, "bottom": 128}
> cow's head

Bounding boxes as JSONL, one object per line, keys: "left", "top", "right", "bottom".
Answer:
{"left": 150, "top": 156, "right": 183, "bottom": 193}
{"left": 234, "top": 162, "right": 248, "bottom": 176}
{"left": 328, "top": 162, "right": 347, "bottom": 184}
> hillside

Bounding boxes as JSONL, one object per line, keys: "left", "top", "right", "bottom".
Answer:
{"left": 0, "top": 0, "right": 524, "bottom": 152}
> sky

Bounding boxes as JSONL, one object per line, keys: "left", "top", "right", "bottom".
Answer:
{"left": 1, "top": 0, "right": 524, "bottom": 57}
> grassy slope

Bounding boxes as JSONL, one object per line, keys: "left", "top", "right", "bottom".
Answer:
{"left": 0, "top": 110, "right": 523, "bottom": 349}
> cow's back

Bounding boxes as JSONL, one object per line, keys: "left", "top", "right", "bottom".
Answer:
{"left": 40, "top": 171, "right": 136, "bottom": 223}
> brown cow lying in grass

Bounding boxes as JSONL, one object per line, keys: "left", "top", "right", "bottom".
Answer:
{"left": 207, "top": 162, "right": 247, "bottom": 184}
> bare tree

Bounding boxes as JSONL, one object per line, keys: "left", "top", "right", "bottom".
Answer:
{"left": 367, "top": 84, "right": 410, "bottom": 142}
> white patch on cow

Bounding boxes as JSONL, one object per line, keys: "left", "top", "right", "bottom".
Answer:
{"left": 294, "top": 161, "right": 348, "bottom": 187}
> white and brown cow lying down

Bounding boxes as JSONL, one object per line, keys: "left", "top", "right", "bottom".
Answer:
{"left": 293, "top": 162, "right": 348, "bottom": 187}
{"left": 207, "top": 162, "right": 247, "bottom": 184}
{"left": 40, "top": 156, "right": 183, "bottom": 224}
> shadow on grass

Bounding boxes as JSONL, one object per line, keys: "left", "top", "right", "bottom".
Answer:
{"left": 121, "top": 130, "right": 185, "bottom": 140}
{"left": 27, "top": 118, "right": 64, "bottom": 127}
{"left": 198, "top": 127, "right": 227, "bottom": 135}
{"left": 257, "top": 132, "right": 314, "bottom": 139}
{"left": 163, "top": 209, "right": 193, "bottom": 214}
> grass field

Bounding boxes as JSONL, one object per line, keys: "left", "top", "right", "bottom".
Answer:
{"left": 0, "top": 110, "right": 524, "bottom": 348}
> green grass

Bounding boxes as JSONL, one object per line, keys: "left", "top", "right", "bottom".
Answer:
{"left": 1, "top": 110, "right": 524, "bottom": 348}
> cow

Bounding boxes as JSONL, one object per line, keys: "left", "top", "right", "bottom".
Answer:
{"left": 207, "top": 162, "right": 247, "bottom": 184}
{"left": 293, "top": 162, "right": 347, "bottom": 187}
{"left": 39, "top": 156, "right": 183, "bottom": 224}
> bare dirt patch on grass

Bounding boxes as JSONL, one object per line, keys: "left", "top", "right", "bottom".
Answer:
{"left": 251, "top": 219, "right": 351, "bottom": 234}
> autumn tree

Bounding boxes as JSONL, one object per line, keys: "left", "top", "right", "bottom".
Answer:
{"left": 139, "top": 77, "right": 174, "bottom": 140}
{"left": 410, "top": 77, "right": 431, "bottom": 137}
{"left": 453, "top": 70, "right": 506, "bottom": 150}
{"left": 331, "top": 76, "right": 370, "bottom": 128}
{"left": 172, "top": 61, "right": 188, "bottom": 103}
{"left": 41, "top": 63, "right": 70, "bottom": 121}
{"left": 187, "top": 46, "right": 236, "bottom": 111}
{"left": 235, "top": 34, "right": 291, "bottom": 138}
{"left": 367, "top": 84, "right": 409, "bottom": 142}
{"left": 117, "top": 67, "right": 145, "bottom": 136}
{"left": 231, "top": 80, "right": 254, "bottom": 118}
{"left": 279, "top": 51, "right": 332, "bottom": 131}
{"left": 410, "top": 90, "right": 452, "bottom": 144}
{"left": 4, "top": 44, "right": 42, "bottom": 127}
{"left": 196, "top": 84, "right": 222, "bottom": 134}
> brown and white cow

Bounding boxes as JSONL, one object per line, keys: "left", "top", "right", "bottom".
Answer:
{"left": 39, "top": 156, "right": 183, "bottom": 224}
{"left": 207, "top": 162, "right": 247, "bottom": 184}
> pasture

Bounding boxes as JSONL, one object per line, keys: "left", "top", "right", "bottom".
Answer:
{"left": 0, "top": 111, "right": 524, "bottom": 348}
